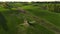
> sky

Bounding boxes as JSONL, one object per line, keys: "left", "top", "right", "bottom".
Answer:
{"left": 0, "top": 0, "right": 59, "bottom": 2}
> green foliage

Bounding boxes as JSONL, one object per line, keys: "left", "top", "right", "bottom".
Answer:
{"left": 0, "top": 2, "right": 60, "bottom": 34}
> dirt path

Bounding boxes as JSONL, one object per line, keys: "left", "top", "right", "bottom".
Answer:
{"left": 17, "top": 9, "right": 60, "bottom": 34}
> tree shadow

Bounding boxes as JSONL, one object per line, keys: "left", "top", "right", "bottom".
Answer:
{"left": 0, "top": 12, "right": 8, "bottom": 31}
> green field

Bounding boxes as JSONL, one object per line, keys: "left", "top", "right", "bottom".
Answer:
{"left": 0, "top": 2, "right": 60, "bottom": 34}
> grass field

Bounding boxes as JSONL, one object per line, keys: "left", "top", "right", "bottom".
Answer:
{"left": 0, "top": 2, "right": 60, "bottom": 34}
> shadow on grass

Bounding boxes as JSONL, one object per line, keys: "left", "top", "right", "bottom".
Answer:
{"left": 0, "top": 12, "right": 8, "bottom": 31}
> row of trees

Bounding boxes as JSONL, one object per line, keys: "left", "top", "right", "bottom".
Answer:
{"left": 0, "top": 2, "right": 60, "bottom": 12}
{"left": 31, "top": 2, "right": 60, "bottom": 13}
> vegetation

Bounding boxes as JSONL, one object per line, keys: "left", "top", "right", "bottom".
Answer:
{"left": 0, "top": 2, "right": 60, "bottom": 34}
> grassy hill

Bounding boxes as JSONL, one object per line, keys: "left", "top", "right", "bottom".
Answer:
{"left": 0, "top": 9, "right": 55, "bottom": 34}
{"left": 22, "top": 5, "right": 60, "bottom": 27}
{"left": 0, "top": 2, "right": 60, "bottom": 34}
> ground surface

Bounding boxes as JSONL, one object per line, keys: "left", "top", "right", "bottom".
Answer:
{"left": 0, "top": 3, "right": 60, "bottom": 34}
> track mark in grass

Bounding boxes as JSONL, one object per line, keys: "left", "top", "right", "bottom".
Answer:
{"left": 27, "top": 14, "right": 60, "bottom": 34}
{"left": 17, "top": 8, "right": 60, "bottom": 34}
